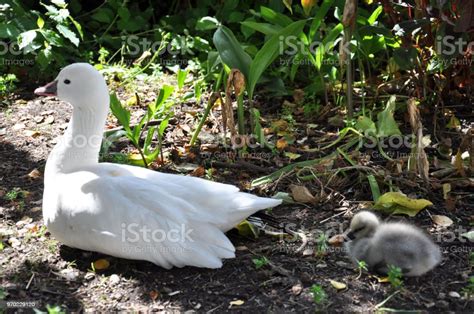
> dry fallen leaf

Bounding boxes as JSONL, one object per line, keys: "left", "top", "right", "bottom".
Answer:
{"left": 44, "top": 116, "right": 55, "bottom": 124}
{"left": 28, "top": 169, "right": 42, "bottom": 179}
{"left": 330, "top": 280, "right": 347, "bottom": 290}
{"left": 328, "top": 234, "right": 345, "bottom": 246}
{"left": 93, "top": 259, "right": 110, "bottom": 270}
{"left": 289, "top": 184, "right": 316, "bottom": 204}
{"left": 432, "top": 215, "right": 453, "bottom": 227}
{"left": 276, "top": 138, "right": 288, "bottom": 150}
{"left": 24, "top": 130, "right": 41, "bottom": 138}
{"left": 191, "top": 166, "right": 205, "bottom": 177}
{"left": 149, "top": 290, "right": 160, "bottom": 301}
{"left": 291, "top": 283, "right": 303, "bottom": 295}
{"left": 229, "top": 300, "right": 245, "bottom": 306}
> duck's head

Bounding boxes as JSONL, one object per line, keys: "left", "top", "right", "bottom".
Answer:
{"left": 35, "top": 63, "right": 109, "bottom": 110}
{"left": 345, "top": 211, "right": 380, "bottom": 241}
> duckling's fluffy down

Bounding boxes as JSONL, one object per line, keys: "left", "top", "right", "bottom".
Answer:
{"left": 346, "top": 222, "right": 441, "bottom": 276}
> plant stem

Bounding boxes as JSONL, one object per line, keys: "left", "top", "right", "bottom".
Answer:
{"left": 189, "top": 92, "right": 219, "bottom": 146}
{"left": 237, "top": 93, "right": 245, "bottom": 135}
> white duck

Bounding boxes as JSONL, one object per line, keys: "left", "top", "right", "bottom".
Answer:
{"left": 344, "top": 211, "right": 441, "bottom": 276}
{"left": 35, "top": 63, "right": 282, "bottom": 269}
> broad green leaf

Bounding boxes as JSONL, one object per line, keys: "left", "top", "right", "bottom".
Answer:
{"left": 56, "top": 24, "right": 79, "bottom": 46}
{"left": 248, "top": 19, "right": 307, "bottom": 99}
{"left": 373, "top": 192, "right": 433, "bottom": 217}
{"left": 355, "top": 116, "right": 377, "bottom": 136}
{"left": 0, "top": 23, "right": 20, "bottom": 38}
{"left": 260, "top": 6, "right": 293, "bottom": 27}
{"left": 368, "top": 5, "right": 383, "bottom": 25}
{"left": 177, "top": 69, "right": 188, "bottom": 90}
{"left": 240, "top": 21, "right": 281, "bottom": 35}
{"left": 213, "top": 26, "right": 252, "bottom": 79}
{"left": 377, "top": 96, "right": 401, "bottom": 137}
{"left": 92, "top": 8, "right": 114, "bottom": 24}
{"left": 153, "top": 85, "right": 174, "bottom": 111}
{"left": 109, "top": 93, "right": 131, "bottom": 133}
{"left": 36, "top": 46, "right": 53, "bottom": 69}
{"left": 18, "top": 30, "right": 37, "bottom": 49}
{"left": 196, "top": 16, "right": 219, "bottom": 31}
{"left": 69, "top": 17, "right": 83, "bottom": 39}
{"left": 314, "top": 23, "right": 343, "bottom": 70}
{"left": 309, "top": 0, "right": 335, "bottom": 39}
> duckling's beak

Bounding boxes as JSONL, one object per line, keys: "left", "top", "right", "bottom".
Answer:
{"left": 35, "top": 80, "right": 58, "bottom": 96}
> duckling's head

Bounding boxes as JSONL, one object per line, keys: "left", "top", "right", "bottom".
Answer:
{"left": 346, "top": 211, "right": 380, "bottom": 241}
{"left": 35, "top": 63, "right": 109, "bottom": 111}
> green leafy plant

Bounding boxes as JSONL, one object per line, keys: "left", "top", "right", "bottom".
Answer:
{"left": 0, "top": 0, "right": 83, "bottom": 72}
{"left": 252, "top": 256, "right": 269, "bottom": 269}
{"left": 4, "top": 187, "right": 26, "bottom": 201}
{"left": 0, "top": 74, "right": 18, "bottom": 98}
{"left": 109, "top": 85, "right": 175, "bottom": 167}
{"left": 387, "top": 265, "right": 403, "bottom": 289}
{"left": 310, "top": 284, "right": 327, "bottom": 305}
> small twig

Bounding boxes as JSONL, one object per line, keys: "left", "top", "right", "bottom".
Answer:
{"left": 26, "top": 272, "right": 35, "bottom": 290}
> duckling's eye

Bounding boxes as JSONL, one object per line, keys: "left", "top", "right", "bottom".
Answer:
{"left": 64, "top": 79, "right": 71, "bottom": 85}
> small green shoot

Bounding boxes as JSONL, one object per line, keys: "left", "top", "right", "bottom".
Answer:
{"left": 462, "top": 277, "right": 474, "bottom": 298}
{"left": 252, "top": 256, "right": 269, "bottom": 269}
{"left": 316, "top": 233, "right": 328, "bottom": 257}
{"left": 387, "top": 265, "right": 403, "bottom": 289}
{"left": 46, "top": 304, "right": 65, "bottom": 314}
{"left": 356, "top": 260, "right": 368, "bottom": 279}
{"left": 310, "top": 284, "right": 327, "bottom": 305}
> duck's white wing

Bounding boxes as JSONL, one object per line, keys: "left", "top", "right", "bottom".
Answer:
{"left": 46, "top": 164, "right": 281, "bottom": 269}
{"left": 98, "top": 163, "right": 282, "bottom": 231}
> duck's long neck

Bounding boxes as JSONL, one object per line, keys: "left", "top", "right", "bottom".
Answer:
{"left": 46, "top": 105, "right": 108, "bottom": 176}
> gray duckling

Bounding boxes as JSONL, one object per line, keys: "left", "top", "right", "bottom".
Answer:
{"left": 344, "top": 211, "right": 441, "bottom": 276}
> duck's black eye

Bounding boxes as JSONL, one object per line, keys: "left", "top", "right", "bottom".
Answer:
{"left": 64, "top": 79, "right": 71, "bottom": 85}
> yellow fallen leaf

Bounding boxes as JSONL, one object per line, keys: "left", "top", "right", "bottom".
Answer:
{"left": 377, "top": 276, "right": 390, "bottom": 283}
{"left": 235, "top": 220, "right": 259, "bottom": 239}
{"left": 284, "top": 152, "right": 301, "bottom": 160}
{"left": 330, "top": 280, "right": 347, "bottom": 290}
{"left": 432, "top": 215, "right": 453, "bottom": 227}
{"left": 373, "top": 192, "right": 432, "bottom": 217}
{"left": 125, "top": 95, "right": 138, "bottom": 107}
{"left": 276, "top": 138, "right": 288, "bottom": 150}
{"left": 229, "top": 300, "right": 245, "bottom": 306}
{"left": 93, "top": 259, "right": 110, "bottom": 270}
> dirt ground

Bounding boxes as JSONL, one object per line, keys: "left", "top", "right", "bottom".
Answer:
{"left": 0, "top": 86, "right": 473, "bottom": 312}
